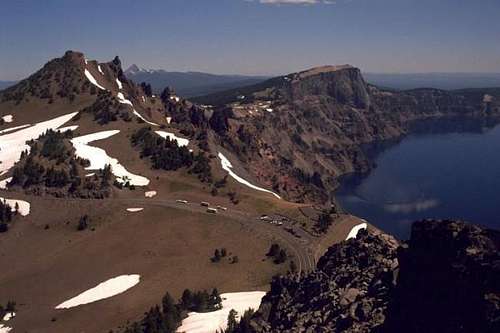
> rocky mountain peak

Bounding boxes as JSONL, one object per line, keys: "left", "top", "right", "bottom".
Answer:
{"left": 125, "top": 64, "right": 141, "bottom": 75}
{"left": 297, "top": 64, "right": 355, "bottom": 79}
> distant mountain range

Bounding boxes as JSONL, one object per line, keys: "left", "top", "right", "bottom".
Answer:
{"left": 363, "top": 72, "right": 500, "bottom": 90}
{"left": 4, "top": 70, "right": 500, "bottom": 96}
{"left": 124, "top": 64, "right": 269, "bottom": 97}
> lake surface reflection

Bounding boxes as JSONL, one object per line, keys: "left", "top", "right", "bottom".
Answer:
{"left": 336, "top": 117, "right": 500, "bottom": 239}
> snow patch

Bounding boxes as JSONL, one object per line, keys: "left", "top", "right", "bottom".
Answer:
{"left": 346, "top": 223, "right": 368, "bottom": 240}
{"left": 116, "top": 78, "right": 123, "bottom": 90}
{"left": 55, "top": 275, "right": 140, "bottom": 309}
{"left": 0, "top": 112, "right": 78, "bottom": 175}
{"left": 56, "top": 125, "right": 79, "bottom": 132}
{"left": 2, "top": 312, "right": 14, "bottom": 322}
{"left": 117, "top": 93, "right": 159, "bottom": 126}
{"left": 142, "top": 96, "right": 146, "bottom": 103}
{"left": 0, "top": 124, "right": 31, "bottom": 135}
{"left": 0, "top": 197, "right": 30, "bottom": 216}
{"left": 145, "top": 191, "right": 157, "bottom": 198}
{"left": 126, "top": 208, "right": 144, "bottom": 212}
{"left": 265, "top": 108, "right": 273, "bottom": 113}
{"left": 98, "top": 65, "right": 104, "bottom": 75}
{"left": 0, "top": 177, "right": 12, "bottom": 189}
{"left": 155, "top": 131, "right": 189, "bottom": 147}
{"left": 84, "top": 69, "right": 106, "bottom": 90}
{"left": 133, "top": 110, "right": 159, "bottom": 126}
{"left": 116, "top": 92, "right": 133, "bottom": 106}
{"left": 71, "top": 130, "right": 150, "bottom": 186}
{"left": 1, "top": 115, "right": 13, "bottom": 123}
{"left": 177, "top": 291, "right": 265, "bottom": 333}
{"left": 166, "top": 117, "right": 172, "bottom": 124}
{"left": 218, "top": 152, "right": 281, "bottom": 200}
{"left": 0, "top": 324, "right": 12, "bottom": 333}
{"left": 85, "top": 173, "right": 95, "bottom": 177}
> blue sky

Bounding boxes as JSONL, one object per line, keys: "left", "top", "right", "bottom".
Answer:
{"left": 1, "top": 0, "right": 499, "bottom": 80}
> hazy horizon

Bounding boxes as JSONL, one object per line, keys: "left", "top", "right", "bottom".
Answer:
{"left": 1, "top": 0, "right": 499, "bottom": 81}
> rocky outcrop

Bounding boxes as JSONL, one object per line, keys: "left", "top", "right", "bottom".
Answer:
{"left": 250, "top": 229, "right": 399, "bottom": 332}
{"left": 250, "top": 220, "right": 500, "bottom": 333}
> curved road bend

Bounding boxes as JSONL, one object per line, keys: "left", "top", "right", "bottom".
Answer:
{"left": 38, "top": 197, "right": 317, "bottom": 275}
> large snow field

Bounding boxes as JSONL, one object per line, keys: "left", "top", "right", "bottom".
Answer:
{"left": 0, "top": 197, "right": 30, "bottom": 216}
{"left": 177, "top": 291, "right": 266, "bottom": 333}
{"left": 84, "top": 69, "right": 106, "bottom": 90}
{"left": 71, "top": 130, "right": 150, "bottom": 186}
{"left": 345, "top": 223, "right": 368, "bottom": 240}
{"left": 218, "top": 152, "right": 281, "bottom": 200}
{"left": 0, "top": 112, "right": 78, "bottom": 176}
{"left": 155, "top": 131, "right": 189, "bottom": 147}
{"left": 55, "top": 275, "right": 141, "bottom": 309}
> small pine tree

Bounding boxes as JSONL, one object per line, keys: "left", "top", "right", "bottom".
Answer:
{"left": 77, "top": 214, "right": 90, "bottom": 231}
{"left": 226, "top": 309, "right": 238, "bottom": 332}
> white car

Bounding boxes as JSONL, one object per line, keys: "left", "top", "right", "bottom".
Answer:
{"left": 176, "top": 199, "right": 188, "bottom": 204}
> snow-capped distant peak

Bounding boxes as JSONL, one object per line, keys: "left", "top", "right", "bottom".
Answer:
{"left": 124, "top": 64, "right": 157, "bottom": 75}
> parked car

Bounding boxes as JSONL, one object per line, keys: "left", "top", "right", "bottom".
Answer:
{"left": 176, "top": 199, "right": 188, "bottom": 204}
{"left": 217, "top": 205, "right": 227, "bottom": 211}
{"left": 207, "top": 207, "right": 218, "bottom": 214}
{"left": 201, "top": 201, "right": 210, "bottom": 207}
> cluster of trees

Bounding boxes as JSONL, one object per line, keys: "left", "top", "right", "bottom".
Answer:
{"left": 211, "top": 248, "right": 228, "bottom": 262}
{"left": 131, "top": 127, "right": 212, "bottom": 183}
{"left": 209, "top": 108, "right": 233, "bottom": 136}
{"left": 141, "top": 82, "right": 153, "bottom": 97}
{"left": 0, "top": 301, "right": 16, "bottom": 317}
{"left": 122, "top": 288, "right": 222, "bottom": 333}
{"left": 9, "top": 131, "right": 112, "bottom": 198}
{"left": 219, "top": 308, "right": 255, "bottom": 333}
{"left": 314, "top": 207, "right": 337, "bottom": 234}
{"left": 0, "top": 200, "right": 15, "bottom": 233}
{"left": 292, "top": 168, "right": 324, "bottom": 189}
{"left": 1, "top": 53, "right": 86, "bottom": 105}
{"left": 77, "top": 214, "right": 91, "bottom": 231}
{"left": 266, "top": 243, "right": 288, "bottom": 264}
{"left": 83, "top": 90, "right": 131, "bottom": 125}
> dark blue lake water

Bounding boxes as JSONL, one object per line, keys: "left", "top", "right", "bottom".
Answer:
{"left": 336, "top": 118, "right": 500, "bottom": 240}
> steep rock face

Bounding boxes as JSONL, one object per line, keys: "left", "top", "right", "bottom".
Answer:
{"left": 250, "top": 220, "right": 500, "bottom": 333}
{"left": 381, "top": 220, "right": 500, "bottom": 333}
{"left": 196, "top": 66, "right": 500, "bottom": 203}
